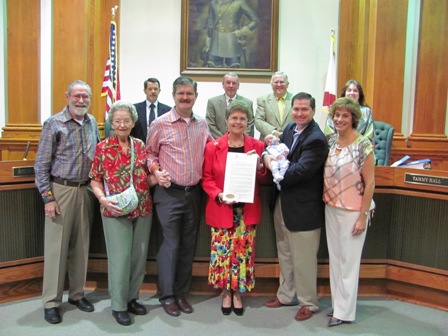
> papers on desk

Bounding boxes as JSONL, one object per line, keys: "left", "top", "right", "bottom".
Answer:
{"left": 222, "top": 152, "right": 257, "bottom": 203}
{"left": 391, "top": 155, "right": 431, "bottom": 170}
{"left": 402, "top": 158, "right": 432, "bottom": 170}
{"left": 391, "top": 155, "right": 411, "bottom": 167}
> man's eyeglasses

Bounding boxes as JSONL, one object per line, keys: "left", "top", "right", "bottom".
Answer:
{"left": 70, "top": 94, "right": 91, "bottom": 100}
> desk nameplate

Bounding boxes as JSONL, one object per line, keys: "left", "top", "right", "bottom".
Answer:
{"left": 12, "top": 166, "right": 35, "bottom": 178}
{"left": 404, "top": 173, "right": 448, "bottom": 188}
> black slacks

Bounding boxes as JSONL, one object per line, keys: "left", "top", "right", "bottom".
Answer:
{"left": 153, "top": 184, "right": 203, "bottom": 302}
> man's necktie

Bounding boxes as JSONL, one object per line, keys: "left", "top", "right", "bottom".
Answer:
{"left": 228, "top": 98, "right": 233, "bottom": 106}
{"left": 149, "top": 104, "right": 156, "bottom": 125}
{"left": 147, "top": 104, "right": 156, "bottom": 136}
{"left": 278, "top": 98, "right": 285, "bottom": 123}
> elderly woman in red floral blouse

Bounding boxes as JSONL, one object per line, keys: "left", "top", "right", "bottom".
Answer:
{"left": 90, "top": 101, "right": 155, "bottom": 326}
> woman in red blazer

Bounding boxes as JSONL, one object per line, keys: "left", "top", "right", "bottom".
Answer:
{"left": 202, "top": 101, "right": 269, "bottom": 316}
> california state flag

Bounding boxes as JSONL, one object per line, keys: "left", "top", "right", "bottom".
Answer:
{"left": 323, "top": 31, "right": 337, "bottom": 114}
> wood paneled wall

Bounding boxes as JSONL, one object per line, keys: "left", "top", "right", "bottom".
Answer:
{"left": 52, "top": 0, "right": 119, "bottom": 119}
{"left": 369, "top": 1, "right": 408, "bottom": 139}
{"left": 1, "top": 0, "right": 42, "bottom": 161}
{"left": 6, "top": 0, "right": 40, "bottom": 126}
{"left": 338, "top": 0, "right": 408, "bottom": 142}
{"left": 338, "top": 0, "right": 370, "bottom": 89}
{"left": 338, "top": 0, "right": 448, "bottom": 170}
{"left": 0, "top": 0, "right": 119, "bottom": 161}
{"left": 410, "top": 0, "right": 448, "bottom": 149}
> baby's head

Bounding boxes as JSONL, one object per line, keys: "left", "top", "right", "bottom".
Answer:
{"left": 270, "top": 137, "right": 280, "bottom": 146}
{"left": 264, "top": 134, "right": 280, "bottom": 146}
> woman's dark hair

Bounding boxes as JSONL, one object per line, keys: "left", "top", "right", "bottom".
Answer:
{"left": 340, "top": 79, "right": 366, "bottom": 106}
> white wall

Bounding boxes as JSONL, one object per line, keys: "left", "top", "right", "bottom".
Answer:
{"left": 120, "top": 0, "right": 339, "bottom": 132}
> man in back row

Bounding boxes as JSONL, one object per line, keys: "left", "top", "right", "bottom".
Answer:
{"left": 255, "top": 71, "right": 294, "bottom": 140}
{"left": 206, "top": 72, "right": 254, "bottom": 138}
{"left": 131, "top": 77, "right": 171, "bottom": 143}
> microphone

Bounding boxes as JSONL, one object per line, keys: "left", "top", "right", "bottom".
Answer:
{"left": 23, "top": 141, "right": 30, "bottom": 161}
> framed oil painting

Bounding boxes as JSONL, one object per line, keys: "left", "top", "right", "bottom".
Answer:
{"left": 180, "top": 0, "right": 279, "bottom": 78}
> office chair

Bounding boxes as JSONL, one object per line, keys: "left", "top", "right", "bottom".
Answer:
{"left": 373, "top": 121, "right": 394, "bottom": 166}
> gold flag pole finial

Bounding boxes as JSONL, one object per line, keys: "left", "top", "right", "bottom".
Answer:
{"left": 111, "top": 5, "right": 119, "bottom": 20}
{"left": 330, "top": 28, "right": 335, "bottom": 53}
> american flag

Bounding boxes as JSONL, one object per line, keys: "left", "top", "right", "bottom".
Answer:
{"left": 322, "top": 31, "right": 336, "bottom": 114}
{"left": 101, "top": 16, "right": 120, "bottom": 135}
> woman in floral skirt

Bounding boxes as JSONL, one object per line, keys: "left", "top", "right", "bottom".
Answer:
{"left": 202, "top": 101, "right": 269, "bottom": 316}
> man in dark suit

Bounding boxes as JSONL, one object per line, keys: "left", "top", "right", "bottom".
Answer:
{"left": 205, "top": 72, "right": 254, "bottom": 138}
{"left": 131, "top": 77, "right": 171, "bottom": 143}
{"left": 263, "top": 92, "right": 329, "bottom": 322}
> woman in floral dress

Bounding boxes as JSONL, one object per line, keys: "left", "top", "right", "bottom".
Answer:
{"left": 202, "top": 101, "right": 269, "bottom": 316}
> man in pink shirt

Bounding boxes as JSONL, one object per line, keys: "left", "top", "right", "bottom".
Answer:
{"left": 147, "top": 76, "right": 212, "bottom": 317}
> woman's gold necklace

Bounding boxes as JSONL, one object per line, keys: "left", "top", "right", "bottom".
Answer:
{"left": 228, "top": 134, "right": 244, "bottom": 147}
{"left": 336, "top": 132, "right": 356, "bottom": 150}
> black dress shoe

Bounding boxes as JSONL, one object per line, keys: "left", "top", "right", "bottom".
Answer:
{"left": 44, "top": 307, "right": 62, "bottom": 324}
{"left": 127, "top": 299, "right": 147, "bottom": 315}
{"left": 221, "top": 305, "right": 232, "bottom": 315}
{"left": 221, "top": 295, "right": 232, "bottom": 315}
{"left": 232, "top": 292, "right": 244, "bottom": 316}
{"left": 176, "top": 298, "right": 193, "bottom": 314}
{"left": 68, "top": 297, "right": 94, "bottom": 312}
{"left": 112, "top": 310, "right": 132, "bottom": 326}
{"left": 232, "top": 306, "right": 244, "bottom": 316}
{"left": 161, "top": 300, "right": 180, "bottom": 317}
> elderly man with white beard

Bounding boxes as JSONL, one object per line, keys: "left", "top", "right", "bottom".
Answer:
{"left": 35, "top": 80, "right": 100, "bottom": 324}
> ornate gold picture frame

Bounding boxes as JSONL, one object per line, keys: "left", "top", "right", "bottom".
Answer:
{"left": 180, "top": 0, "right": 279, "bottom": 78}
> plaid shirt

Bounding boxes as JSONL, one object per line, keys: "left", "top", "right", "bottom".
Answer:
{"left": 34, "top": 107, "right": 100, "bottom": 203}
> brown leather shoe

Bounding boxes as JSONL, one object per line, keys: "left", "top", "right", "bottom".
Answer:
{"left": 264, "top": 298, "right": 297, "bottom": 308}
{"left": 295, "top": 306, "right": 314, "bottom": 321}
{"left": 176, "top": 298, "right": 193, "bottom": 314}
{"left": 161, "top": 300, "right": 180, "bottom": 317}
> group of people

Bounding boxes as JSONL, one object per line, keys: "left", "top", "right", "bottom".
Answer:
{"left": 34, "top": 73, "right": 375, "bottom": 329}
